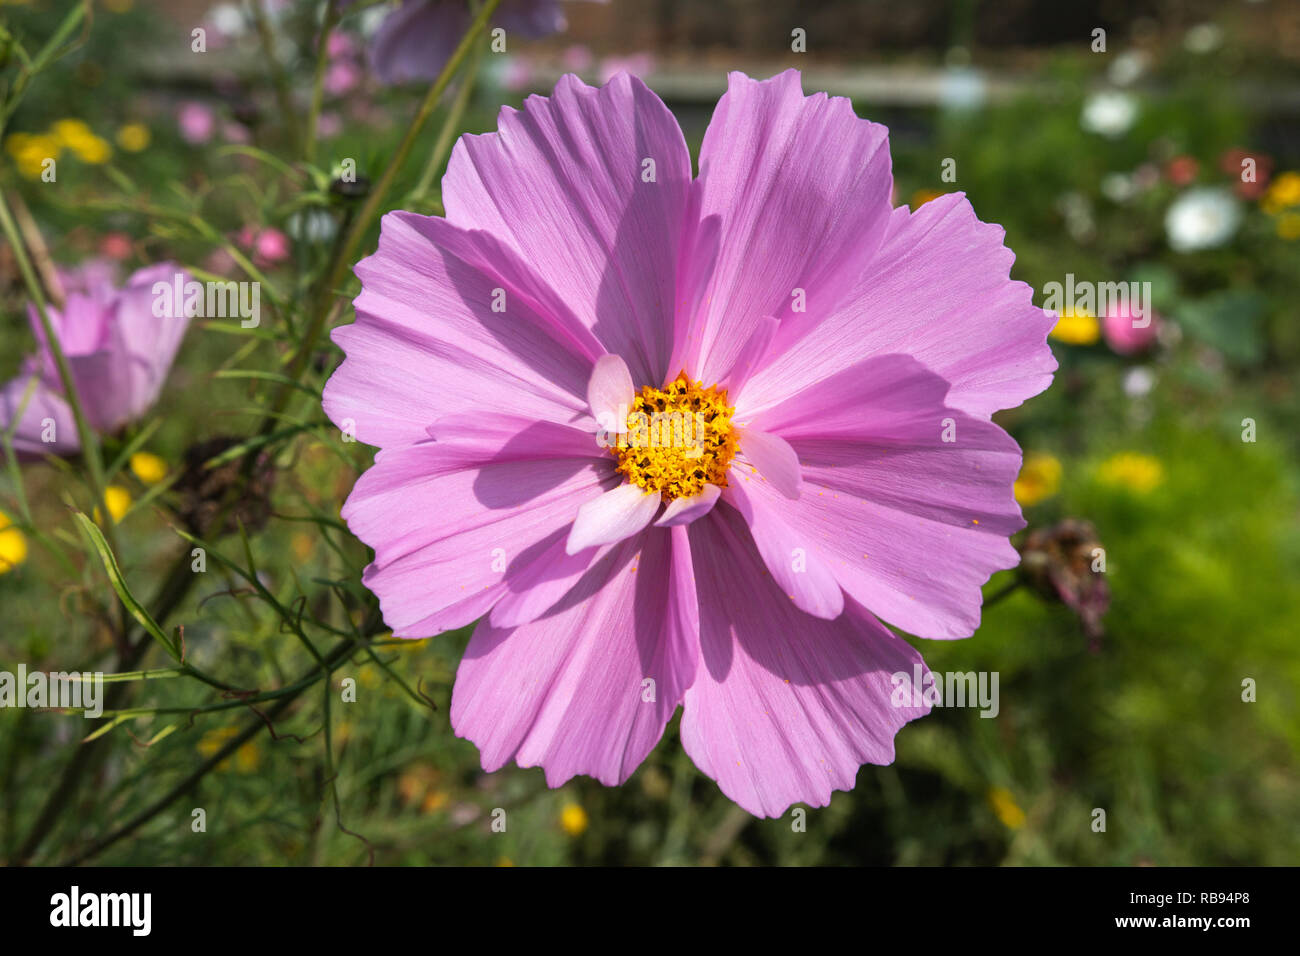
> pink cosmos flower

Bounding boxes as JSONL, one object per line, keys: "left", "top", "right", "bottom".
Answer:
{"left": 1, "top": 263, "right": 191, "bottom": 457}
{"left": 368, "top": 0, "right": 603, "bottom": 85}
{"left": 323, "top": 71, "right": 1056, "bottom": 816}
{"left": 1103, "top": 304, "right": 1161, "bottom": 355}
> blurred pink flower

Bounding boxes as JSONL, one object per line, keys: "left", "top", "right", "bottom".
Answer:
{"left": 317, "top": 112, "right": 343, "bottom": 139}
{"left": 239, "top": 226, "right": 291, "bottom": 267}
{"left": 325, "top": 60, "right": 363, "bottom": 97}
{"left": 1103, "top": 305, "right": 1161, "bottom": 355}
{"left": 561, "top": 44, "right": 593, "bottom": 72}
{"left": 222, "top": 121, "right": 252, "bottom": 145}
{"left": 1, "top": 263, "right": 192, "bottom": 456}
{"left": 177, "top": 101, "right": 216, "bottom": 144}
{"left": 598, "top": 53, "right": 654, "bottom": 83}
{"left": 1219, "top": 148, "right": 1272, "bottom": 200}
{"left": 501, "top": 57, "right": 535, "bottom": 92}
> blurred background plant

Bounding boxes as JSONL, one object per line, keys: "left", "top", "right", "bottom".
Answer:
{"left": 0, "top": 0, "right": 1296, "bottom": 866}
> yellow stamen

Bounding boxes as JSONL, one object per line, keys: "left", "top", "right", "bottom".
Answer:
{"left": 610, "top": 372, "right": 738, "bottom": 502}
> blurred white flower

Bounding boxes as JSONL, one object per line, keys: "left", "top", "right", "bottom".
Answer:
{"left": 1107, "top": 50, "right": 1149, "bottom": 87}
{"left": 1101, "top": 172, "right": 1137, "bottom": 203}
{"left": 1184, "top": 23, "right": 1223, "bottom": 54}
{"left": 1165, "top": 188, "right": 1242, "bottom": 252}
{"left": 207, "top": 3, "right": 246, "bottom": 38}
{"left": 1123, "top": 367, "right": 1156, "bottom": 398}
{"left": 1081, "top": 91, "right": 1137, "bottom": 138}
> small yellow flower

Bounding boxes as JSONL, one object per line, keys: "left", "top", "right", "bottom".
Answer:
{"left": 291, "top": 532, "right": 314, "bottom": 562}
{"left": 1014, "top": 452, "right": 1063, "bottom": 506}
{"left": 93, "top": 485, "right": 133, "bottom": 524}
{"left": 116, "top": 123, "right": 151, "bottom": 153}
{"left": 559, "top": 802, "right": 588, "bottom": 836}
{"left": 0, "top": 510, "right": 29, "bottom": 574}
{"left": 496, "top": 856, "right": 515, "bottom": 867}
{"left": 987, "top": 786, "right": 1026, "bottom": 829}
{"left": 68, "top": 135, "right": 112, "bottom": 164}
{"left": 1049, "top": 308, "right": 1100, "bottom": 346}
{"left": 7, "top": 133, "right": 60, "bottom": 180}
{"left": 129, "top": 451, "right": 168, "bottom": 485}
{"left": 1276, "top": 212, "right": 1300, "bottom": 241}
{"left": 1261, "top": 171, "right": 1300, "bottom": 214}
{"left": 197, "top": 725, "right": 260, "bottom": 772}
{"left": 50, "top": 118, "right": 94, "bottom": 146}
{"left": 910, "top": 188, "right": 944, "bottom": 208}
{"left": 1097, "top": 452, "right": 1164, "bottom": 494}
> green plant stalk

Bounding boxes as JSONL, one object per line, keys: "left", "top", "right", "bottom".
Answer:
{"left": 304, "top": 0, "right": 340, "bottom": 164}
{"left": 250, "top": 0, "right": 301, "bottom": 157}
{"left": 60, "top": 634, "right": 362, "bottom": 866}
{"left": 412, "top": 38, "right": 487, "bottom": 202}
{"left": 264, "top": 0, "right": 503, "bottom": 432}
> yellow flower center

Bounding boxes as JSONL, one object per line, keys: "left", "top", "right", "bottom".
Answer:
{"left": 610, "top": 373, "right": 738, "bottom": 502}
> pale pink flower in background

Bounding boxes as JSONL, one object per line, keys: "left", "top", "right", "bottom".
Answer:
{"left": 598, "top": 52, "right": 654, "bottom": 83}
{"left": 1103, "top": 305, "right": 1162, "bottom": 356}
{"left": 177, "top": 101, "right": 216, "bottom": 144}
{"left": 561, "top": 44, "right": 594, "bottom": 72}
{"left": 1, "top": 263, "right": 192, "bottom": 456}
{"left": 238, "top": 226, "right": 291, "bottom": 267}
{"left": 325, "top": 59, "right": 363, "bottom": 97}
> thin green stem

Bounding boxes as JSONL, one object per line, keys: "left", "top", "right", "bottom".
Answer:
{"left": 412, "top": 40, "right": 486, "bottom": 202}
{"left": 262, "top": 0, "right": 503, "bottom": 433}
{"left": 0, "top": 188, "right": 120, "bottom": 560}
{"left": 304, "top": 0, "right": 340, "bottom": 164}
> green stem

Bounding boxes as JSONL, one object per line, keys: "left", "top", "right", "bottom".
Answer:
{"left": 263, "top": 0, "right": 503, "bottom": 432}
{"left": 304, "top": 0, "right": 340, "bottom": 164}
{"left": 411, "top": 39, "right": 486, "bottom": 202}
{"left": 0, "top": 188, "right": 120, "bottom": 560}
{"left": 250, "top": 0, "right": 301, "bottom": 156}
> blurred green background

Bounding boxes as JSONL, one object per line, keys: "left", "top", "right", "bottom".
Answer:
{"left": 1, "top": 0, "right": 1297, "bottom": 865}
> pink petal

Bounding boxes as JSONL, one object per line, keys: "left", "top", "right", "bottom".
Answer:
{"left": 655, "top": 482, "right": 721, "bottom": 527}
{"left": 743, "top": 193, "right": 1057, "bottom": 421}
{"left": 734, "top": 427, "right": 801, "bottom": 499}
{"left": 567, "top": 482, "right": 660, "bottom": 554}
{"left": 451, "top": 527, "right": 698, "bottom": 787}
{"left": 681, "top": 505, "right": 930, "bottom": 818}
{"left": 722, "top": 480, "right": 843, "bottom": 620}
{"left": 0, "top": 368, "right": 79, "bottom": 457}
{"left": 342, "top": 422, "right": 615, "bottom": 637}
{"left": 443, "top": 73, "right": 693, "bottom": 387}
{"left": 674, "top": 70, "right": 894, "bottom": 385}
{"left": 324, "top": 212, "right": 596, "bottom": 449}
{"left": 744, "top": 354, "right": 1024, "bottom": 639}
{"left": 717, "top": 314, "right": 778, "bottom": 400}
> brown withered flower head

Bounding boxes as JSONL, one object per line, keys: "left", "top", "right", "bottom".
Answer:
{"left": 1017, "top": 518, "right": 1111, "bottom": 650}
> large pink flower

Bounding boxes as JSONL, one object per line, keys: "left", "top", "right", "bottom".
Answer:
{"left": 0, "top": 263, "right": 191, "bottom": 457}
{"left": 324, "top": 71, "right": 1056, "bottom": 816}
